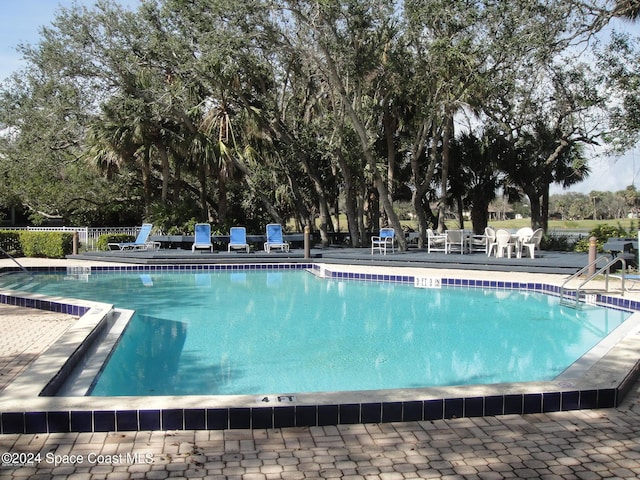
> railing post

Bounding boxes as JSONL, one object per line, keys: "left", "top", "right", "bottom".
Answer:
{"left": 304, "top": 225, "right": 311, "bottom": 259}
{"left": 73, "top": 231, "right": 79, "bottom": 255}
{"left": 588, "top": 236, "right": 597, "bottom": 275}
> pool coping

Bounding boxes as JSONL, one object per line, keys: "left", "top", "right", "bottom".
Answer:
{"left": 1, "top": 262, "right": 640, "bottom": 433}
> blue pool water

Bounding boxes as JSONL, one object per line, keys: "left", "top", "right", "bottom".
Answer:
{"left": 1, "top": 269, "right": 630, "bottom": 396}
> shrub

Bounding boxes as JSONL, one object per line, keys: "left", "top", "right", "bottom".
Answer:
{"left": 97, "top": 233, "right": 134, "bottom": 251}
{"left": 0, "top": 231, "right": 23, "bottom": 255}
{"left": 573, "top": 223, "right": 636, "bottom": 253}
{"left": 19, "top": 231, "right": 73, "bottom": 258}
{"left": 542, "top": 233, "right": 574, "bottom": 251}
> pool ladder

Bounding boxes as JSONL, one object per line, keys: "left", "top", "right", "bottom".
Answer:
{"left": 559, "top": 256, "right": 627, "bottom": 308}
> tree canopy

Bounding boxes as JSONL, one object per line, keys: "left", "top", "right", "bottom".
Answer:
{"left": 0, "top": 0, "right": 638, "bottom": 245}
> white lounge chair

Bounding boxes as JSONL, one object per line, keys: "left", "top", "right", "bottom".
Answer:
{"left": 371, "top": 228, "right": 395, "bottom": 254}
{"left": 427, "top": 229, "right": 447, "bottom": 253}
{"left": 468, "top": 231, "right": 487, "bottom": 253}
{"left": 108, "top": 223, "right": 160, "bottom": 251}
{"left": 192, "top": 223, "right": 213, "bottom": 252}
{"left": 228, "top": 226, "right": 250, "bottom": 253}
{"left": 264, "top": 223, "right": 290, "bottom": 253}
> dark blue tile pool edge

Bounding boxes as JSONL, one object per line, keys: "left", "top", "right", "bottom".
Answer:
{"left": 0, "top": 387, "right": 627, "bottom": 433}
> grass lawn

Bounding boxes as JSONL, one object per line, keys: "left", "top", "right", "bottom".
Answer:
{"left": 488, "top": 218, "right": 639, "bottom": 232}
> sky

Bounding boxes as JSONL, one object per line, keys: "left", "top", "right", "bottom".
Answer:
{"left": 0, "top": 1, "right": 638, "bottom": 195}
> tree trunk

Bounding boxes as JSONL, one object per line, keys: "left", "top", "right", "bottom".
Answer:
{"left": 541, "top": 184, "right": 550, "bottom": 233}
{"left": 409, "top": 120, "right": 436, "bottom": 247}
{"left": 412, "top": 188, "right": 428, "bottom": 247}
{"left": 527, "top": 188, "right": 543, "bottom": 231}
{"left": 198, "top": 157, "right": 209, "bottom": 221}
{"left": 157, "top": 142, "right": 170, "bottom": 204}
{"left": 299, "top": 153, "right": 331, "bottom": 247}
{"left": 357, "top": 187, "right": 366, "bottom": 245}
{"left": 335, "top": 151, "right": 361, "bottom": 247}
{"left": 437, "top": 107, "right": 454, "bottom": 232}
{"left": 217, "top": 168, "right": 227, "bottom": 224}
{"left": 141, "top": 147, "right": 152, "bottom": 219}
{"left": 456, "top": 195, "right": 464, "bottom": 229}
{"left": 384, "top": 110, "right": 396, "bottom": 202}
{"left": 470, "top": 192, "right": 489, "bottom": 235}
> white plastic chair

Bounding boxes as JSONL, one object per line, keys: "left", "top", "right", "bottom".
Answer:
{"left": 495, "top": 229, "right": 515, "bottom": 258}
{"left": 371, "top": 228, "right": 395, "bottom": 255}
{"left": 521, "top": 228, "right": 543, "bottom": 259}
{"left": 485, "top": 227, "right": 497, "bottom": 256}
{"left": 514, "top": 227, "right": 534, "bottom": 258}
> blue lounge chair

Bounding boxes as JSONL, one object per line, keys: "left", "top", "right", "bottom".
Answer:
{"left": 192, "top": 223, "right": 213, "bottom": 252}
{"left": 264, "top": 223, "right": 290, "bottom": 253}
{"left": 108, "top": 223, "right": 159, "bottom": 251}
{"left": 228, "top": 226, "right": 250, "bottom": 253}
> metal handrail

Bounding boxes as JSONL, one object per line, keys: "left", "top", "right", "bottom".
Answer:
{"left": 0, "top": 245, "right": 33, "bottom": 278}
{"left": 560, "top": 255, "right": 626, "bottom": 307}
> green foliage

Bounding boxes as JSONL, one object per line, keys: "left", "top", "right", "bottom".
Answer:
{"left": 96, "top": 233, "right": 134, "bottom": 251}
{"left": 0, "top": 0, "right": 636, "bottom": 238}
{"left": 573, "top": 223, "right": 637, "bottom": 252}
{"left": 541, "top": 233, "right": 573, "bottom": 252}
{"left": 0, "top": 231, "right": 23, "bottom": 255}
{"left": 18, "top": 232, "right": 73, "bottom": 258}
{"left": 147, "top": 201, "right": 200, "bottom": 235}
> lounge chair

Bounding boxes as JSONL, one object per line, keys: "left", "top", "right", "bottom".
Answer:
{"left": 108, "top": 223, "right": 160, "bottom": 251}
{"left": 445, "top": 229, "right": 466, "bottom": 254}
{"left": 521, "top": 228, "right": 543, "bottom": 259}
{"left": 192, "top": 223, "right": 213, "bottom": 252}
{"left": 228, "top": 227, "right": 250, "bottom": 253}
{"left": 427, "top": 229, "right": 447, "bottom": 253}
{"left": 469, "top": 231, "right": 487, "bottom": 253}
{"left": 371, "top": 228, "right": 395, "bottom": 255}
{"left": 610, "top": 272, "right": 640, "bottom": 292}
{"left": 264, "top": 223, "right": 290, "bottom": 253}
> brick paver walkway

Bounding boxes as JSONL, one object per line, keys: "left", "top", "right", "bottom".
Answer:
{"left": 0, "top": 305, "right": 75, "bottom": 393}
{"left": 0, "top": 392, "right": 639, "bottom": 479}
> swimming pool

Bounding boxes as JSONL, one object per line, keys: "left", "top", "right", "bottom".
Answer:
{"left": 2, "top": 261, "right": 640, "bottom": 433}
{"left": 0, "top": 265, "right": 631, "bottom": 397}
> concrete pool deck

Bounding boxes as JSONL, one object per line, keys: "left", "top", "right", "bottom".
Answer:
{"left": 1, "top": 255, "right": 640, "bottom": 478}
